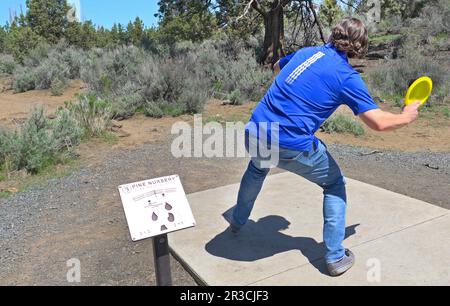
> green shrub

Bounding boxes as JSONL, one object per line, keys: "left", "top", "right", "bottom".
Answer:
{"left": 405, "top": 0, "right": 449, "bottom": 40}
{"left": 322, "top": 114, "right": 365, "bottom": 136}
{"left": 50, "top": 77, "right": 67, "bottom": 96}
{"left": 228, "top": 89, "right": 244, "bottom": 106}
{"left": 0, "top": 94, "right": 116, "bottom": 175}
{"left": 80, "top": 46, "right": 147, "bottom": 117}
{"left": 176, "top": 78, "right": 208, "bottom": 114}
{"left": 33, "top": 57, "right": 69, "bottom": 90}
{"left": 51, "top": 107, "right": 84, "bottom": 150}
{"left": 367, "top": 52, "right": 449, "bottom": 106}
{"left": 0, "top": 54, "right": 17, "bottom": 75}
{"left": 12, "top": 67, "right": 36, "bottom": 93}
{"left": 144, "top": 102, "right": 164, "bottom": 118}
{"left": 0, "top": 108, "right": 58, "bottom": 174}
{"left": 12, "top": 43, "right": 88, "bottom": 92}
{"left": 0, "top": 105, "right": 88, "bottom": 175}
{"left": 23, "top": 42, "right": 51, "bottom": 68}
{"left": 0, "top": 128, "right": 18, "bottom": 173}
{"left": 10, "top": 38, "right": 271, "bottom": 118}
{"left": 110, "top": 81, "right": 144, "bottom": 118}
{"left": 65, "top": 94, "right": 112, "bottom": 136}
{"left": 81, "top": 45, "right": 144, "bottom": 95}
{"left": 60, "top": 46, "right": 88, "bottom": 79}
{"left": 161, "top": 103, "right": 186, "bottom": 117}
{"left": 15, "top": 108, "right": 60, "bottom": 173}
{"left": 193, "top": 41, "right": 271, "bottom": 102}
{"left": 81, "top": 46, "right": 210, "bottom": 118}
{"left": 442, "top": 107, "right": 450, "bottom": 118}
{"left": 382, "top": 0, "right": 450, "bottom": 58}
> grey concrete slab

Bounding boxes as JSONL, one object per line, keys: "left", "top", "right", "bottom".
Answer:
{"left": 169, "top": 172, "right": 448, "bottom": 286}
{"left": 252, "top": 214, "right": 450, "bottom": 286}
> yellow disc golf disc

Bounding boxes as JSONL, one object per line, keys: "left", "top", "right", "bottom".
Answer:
{"left": 405, "top": 76, "right": 433, "bottom": 106}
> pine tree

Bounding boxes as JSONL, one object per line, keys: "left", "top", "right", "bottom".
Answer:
{"left": 25, "top": 0, "right": 70, "bottom": 44}
{"left": 320, "top": 0, "right": 344, "bottom": 27}
{"left": 65, "top": 21, "right": 83, "bottom": 47}
{"left": 126, "top": 22, "right": 134, "bottom": 45}
{"left": 80, "top": 21, "right": 98, "bottom": 49}
{"left": 0, "top": 26, "right": 7, "bottom": 53}
{"left": 132, "top": 17, "right": 145, "bottom": 46}
{"left": 117, "top": 24, "right": 128, "bottom": 45}
{"left": 110, "top": 24, "right": 120, "bottom": 45}
{"left": 4, "top": 21, "right": 43, "bottom": 61}
{"left": 96, "top": 26, "right": 111, "bottom": 48}
{"left": 157, "top": 0, "right": 217, "bottom": 43}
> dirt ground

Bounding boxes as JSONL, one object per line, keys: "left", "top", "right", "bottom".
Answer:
{"left": 81, "top": 99, "right": 450, "bottom": 153}
{"left": 0, "top": 79, "right": 84, "bottom": 128}
{"left": 204, "top": 99, "right": 450, "bottom": 152}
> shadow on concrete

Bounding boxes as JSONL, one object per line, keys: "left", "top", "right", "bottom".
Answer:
{"left": 205, "top": 210, "right": 360, "bottom": 276}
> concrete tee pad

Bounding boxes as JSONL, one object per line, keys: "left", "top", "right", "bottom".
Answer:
{"left": 170, "top": 172, "right": 449, "bottom": 286}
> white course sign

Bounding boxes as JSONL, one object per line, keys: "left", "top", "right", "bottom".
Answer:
{"left": 118, "top": 175, "right": 196, "bottom": 241}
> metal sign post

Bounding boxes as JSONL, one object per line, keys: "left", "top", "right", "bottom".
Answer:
{"left": 118, "top": 175, "right": 196, "bottom": 287}
{"left": 152, "top": 234, "right": 172, "bottom": 286}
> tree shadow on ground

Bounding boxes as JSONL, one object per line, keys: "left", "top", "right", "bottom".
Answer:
{"left": 205, "top": 209, "right": 360, "bottom": 276}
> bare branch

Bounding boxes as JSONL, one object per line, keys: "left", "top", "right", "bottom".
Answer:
{"left": 337, "top": 0, "right": 360, "bottom": 11}
{"left": 307, "top": 0, "right": 326, "bottom": 43}
{"left": 235, "top": 0, "right": 267, "bottom": 23}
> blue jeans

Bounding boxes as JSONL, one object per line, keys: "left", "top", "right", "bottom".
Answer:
{"left": 232, "top": 136, "right": 347, "bottom": 264}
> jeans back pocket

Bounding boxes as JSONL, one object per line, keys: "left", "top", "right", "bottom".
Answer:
{"left": 278, "top": 142, "right": 326, "bottom": 167}
{"left": 279, "top": 150, "right": 307, "bottom": 161}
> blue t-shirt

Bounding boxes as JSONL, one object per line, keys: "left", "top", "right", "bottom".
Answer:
{"left": 247, "top": 43, "right": 379, "bottom": 152}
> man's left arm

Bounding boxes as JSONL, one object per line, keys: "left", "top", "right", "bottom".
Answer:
{"left": 274, "top": 52, "right": 297, "bottom": 76}
{"left": 273, "top": 60, "right": 282, "bottom": 76}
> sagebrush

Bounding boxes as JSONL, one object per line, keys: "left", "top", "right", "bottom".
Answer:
{"left": 322, "top": 114, "right": 365, "bottom": 136}
{"left": 367, "top": 52, "right": 449, "bottom": 106}
{"left": 0, "top": 54, "right": 16, "bottom": 75}
{"left": 0, "top": 94, "right": 112, "bottom": 175}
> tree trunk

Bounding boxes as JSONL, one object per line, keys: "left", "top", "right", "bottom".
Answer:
{"left": 259, "top": 3, "right": 286, "bottom": 65}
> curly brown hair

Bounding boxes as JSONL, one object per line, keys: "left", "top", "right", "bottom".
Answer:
{"left": 329, "top": 17, "right": 369, "bottom": 59}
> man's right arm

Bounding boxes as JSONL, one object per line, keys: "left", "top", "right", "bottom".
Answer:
{"left": 359, "top": 102, "right": 420, "bottom": 132}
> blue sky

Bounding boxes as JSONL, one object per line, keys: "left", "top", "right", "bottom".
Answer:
{"left": 0, "top": 0, "right": 159, "bottom": 28}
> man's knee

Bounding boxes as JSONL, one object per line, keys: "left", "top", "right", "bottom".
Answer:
{"left": 248, "top": 160, "right": 270, "bottom": 177}
{"left": 322, "top": 175, "right": 347, "bottom": 194}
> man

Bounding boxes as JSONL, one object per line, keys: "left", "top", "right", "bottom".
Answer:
{"left": 228, "top": 18, "right": 420, "bottom": 277}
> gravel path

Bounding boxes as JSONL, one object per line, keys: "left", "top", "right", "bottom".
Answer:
{"left": 1, "top": 139, "right": 449, "bottom": 285}
{"left": 329, "top": 144, "right": 450, "bottom": 208}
